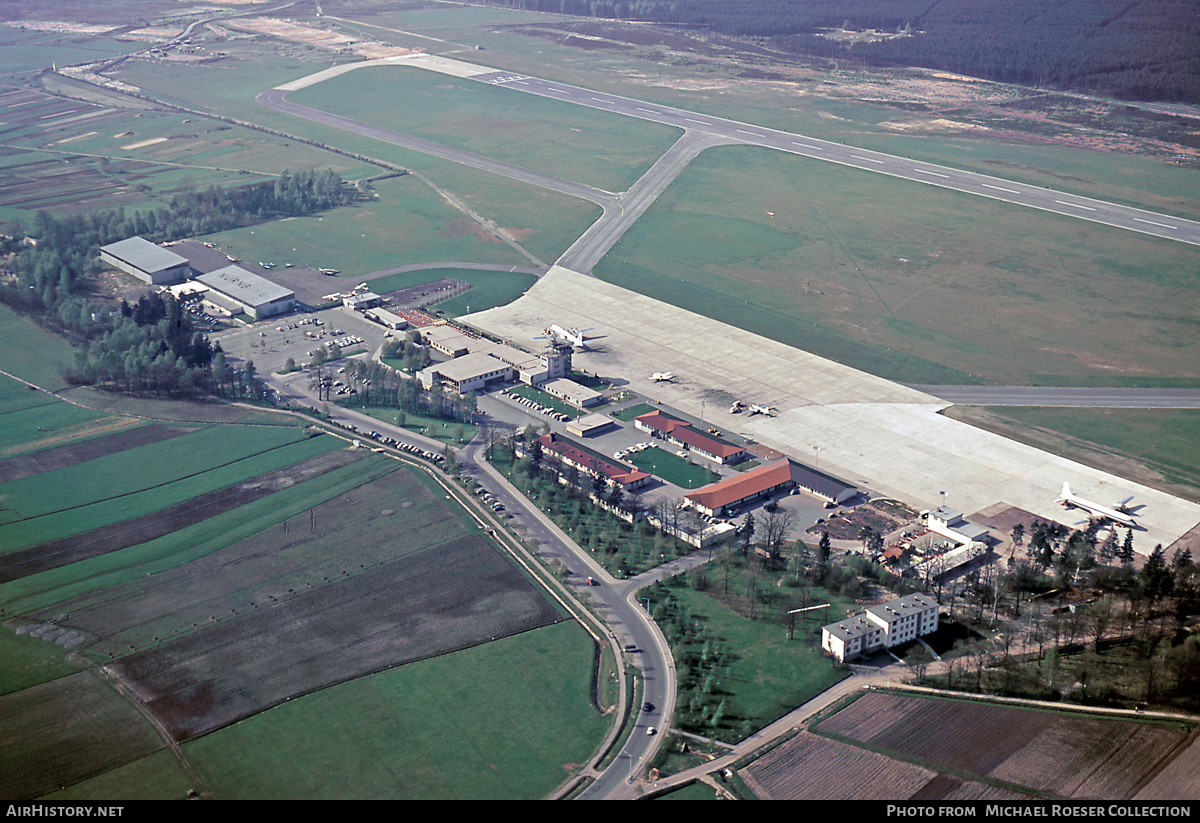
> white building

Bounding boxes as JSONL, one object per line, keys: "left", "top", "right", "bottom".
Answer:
{"left": 196, "top": 265, "right": 295, "bottom": 319}
{"left": 821, "top": 593, "right": 940, "bottom": 663}
{"left": 925, "top": 506, "right": 990, "bottom": 547}
{"left": 99, "top": 237, "right": 190, "bottom": 285}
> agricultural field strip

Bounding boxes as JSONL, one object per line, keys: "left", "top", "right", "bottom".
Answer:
{"left": 0, "top": 426, "right": 307, "bottom": 524}
{"left": 0, "top": 448, "right": 370, "bottom": 584}
{"left": 812, "top": 692, "right": 1196, "bottom": 799}
{"left": 0, "top": 431, "right": 338, "bottom": 553}
{"left": 404, "top": 61, "right": 1200, "bottom": 247}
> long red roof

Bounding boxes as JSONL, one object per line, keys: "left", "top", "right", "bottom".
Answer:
{"left": 635, "top": 411, "right": 745, "bottom": 459}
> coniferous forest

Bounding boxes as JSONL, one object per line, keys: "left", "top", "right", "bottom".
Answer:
{"left": 489, "top": 0, "right": 1200, "bottom": 103}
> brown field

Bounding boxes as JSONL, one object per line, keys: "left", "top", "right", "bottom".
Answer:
{"left": 107, "top": 531, "right": 562, "bottom": 741}
{"left": 0, "top": 670, "right": 164, "bottom": 800}
{"left": 805, "top": 691, "right": 1198, "bottom": 800}
{"left": 741, "top": 730, "right": 938, "bottom": 800}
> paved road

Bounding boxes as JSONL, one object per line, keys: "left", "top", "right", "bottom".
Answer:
{"left": 908, "top": 384, "right": 1200, "bottom": 408}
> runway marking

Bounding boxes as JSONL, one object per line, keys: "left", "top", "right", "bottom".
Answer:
{"left": 852, "top": 155, "right": 884, "bottom": 163}
{"left": 636, "top": 107, "right": 657, "bottom": 114}
{"left": 915, "top": 169, "right": 950, "bottom": 179}
{"left": 792, "top": 142, "right": 820, "bottom": 150}
{"left": 591, "top": 97, "right": 612, "bottom": 103}
{"left": 1136, "top": 217, "right": 1179, "bottom": 230}
{"left": 1055, "top": 200, "right": 1096, "bottom": 211}
{"left": 736, "top": 129, "right": 762, "bottom": 137}
{"left": 983, "top": 183, "right": 1019, "bottom": 193}
{"left": 546, "top": 87, "right": 569, "bottom": 94}
{"left": 685, "top": 118, "right": 710, "bottom": 125}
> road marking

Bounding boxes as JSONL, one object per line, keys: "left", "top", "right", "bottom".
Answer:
{"left": 852, "top": 155, "right": 884, "bottom": 163}
{"left": 1136, "top": 217, "right": 1178, "bottom": 230}
{"left": 1055, "top": 200, "right": 1096, "bottom": 211}
{"left": 983, "top": 183, "right": 1019, "bottom": 193}
{"left": 592, "top": 97, "right": 612, "bottom": 103}
{"left": 792, "top": 142, "right": 820, "bottom": 150}
{"left": 915, "top": 169, "right": 950, "bottom": 179}
{"left": 737, "top": 129, "right": 762, "bottom": 137}
{"left": 637, "top": 107, "right": 657, "bottom": 114}
{"left": 546, "top": 87, "right": 569, "bottom": 94}
{"left": 685, "top": 118, "right": 710, "bottom": 125}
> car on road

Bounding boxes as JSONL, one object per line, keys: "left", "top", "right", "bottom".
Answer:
{"left": 646, "top": 727, "right": 657, "bottom": 736}
{"left": 643, "top": 702, "right": 655, "bottom": 712}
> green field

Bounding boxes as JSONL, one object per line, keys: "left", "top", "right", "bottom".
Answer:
{"left": 626, "top": 446, "right": 719, "bottom": 490}
{"left": 289, "top": 64, "right": 684, "bottom": 193}
{"left": 595, "top": 145, "right": 1200, "bottom": 386}
{"left": 365, "top": 267, "right": 538, "bottom": 318}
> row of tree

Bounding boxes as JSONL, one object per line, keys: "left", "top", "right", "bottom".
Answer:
{"left": 486, "top": 0, "right": 1200, "bottom": 102}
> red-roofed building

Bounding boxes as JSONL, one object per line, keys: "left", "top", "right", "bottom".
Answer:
{"left": 634, "top": 410, "right": 747, "bottom": 466}
{"left": 522, "top": 432, "right": 652, "bottom": 491}
{"left": 685, "top": 457, "right": 857, "bottom": 517}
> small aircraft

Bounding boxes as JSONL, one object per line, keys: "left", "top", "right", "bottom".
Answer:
{"left": 650, "top": 372, "right": 674, "bottom": 382}
{"left": 729, "top": 400, "right": 744, "bottom": 414}
{"left": 748, "top": 404, "right": 775, "bottom": 417}
{"left": 1057, "top": 483, "right": 1137, "bottom": 529}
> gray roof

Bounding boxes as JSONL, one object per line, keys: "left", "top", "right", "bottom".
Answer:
{"left": 100, "top": 237, "right": 188, "bottom": 274}
{"left": 198, "top": 265, "right": 294, "bottom": 306}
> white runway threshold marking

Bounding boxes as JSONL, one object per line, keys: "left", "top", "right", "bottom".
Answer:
{"left": 1136, "top": 218, "right": 1178, "bottom": 230}
{"left": 1056, "top": 200, "right": 1096, "bottom": 210}
{"left": 983, "top": 183, "right": 1018, "bottom": 193}
{"left": 852, "top": 155, "right": 884, "bottom": 163}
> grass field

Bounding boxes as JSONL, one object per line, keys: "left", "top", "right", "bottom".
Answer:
{"left": 288, "top": 64, "right": 683, "bottom": 193}
{"left": 0, "top": 306, "right": 79, "bottom": 389}
{"left": 625, "top": 446, "right": 719, "bottom": 490}
{"left": 595, "top": 145, "right": 1200, "bottom": 386}
{"left": 365, "top": 267, "right": 538, "bottom": 318}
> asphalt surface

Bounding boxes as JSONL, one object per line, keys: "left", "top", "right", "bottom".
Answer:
{"left": 907, "top": 385, "right": 1200, "bottom": 408}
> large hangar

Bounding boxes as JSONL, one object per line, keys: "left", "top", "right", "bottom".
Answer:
{"left": 99, "top": 237, "right": 191, "bottom": 286}
{"left": 197, "top": 265, "right": 296, "bottom": 320}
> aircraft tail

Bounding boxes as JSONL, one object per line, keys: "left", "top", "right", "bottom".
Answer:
{"left": 1060, "top": 482, "right": 1072, "bottom": 500}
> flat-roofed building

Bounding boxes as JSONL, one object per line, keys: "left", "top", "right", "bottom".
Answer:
{"left": 541, "top": 377, "right": 602, "bottom": 408}
{"left": 196, "top": 265, "right": 295, "bottom": 319}
{"left": 926, "top": 506, "right": 990, "bottom": 547}
{"left": 821, "top": 593, "right": 939, "bottom": 662}
{"left": 417, "top": 351, "right": 513, "bottom": 393}
{"left": 423, "top": 325, "right": 490, "bottom": 358}
{"left": 99, "top": 237, "right": 190, "bottom": 285}
{"left": 363, "top": 307, "right": 409, "bottom": 330}
{"left": 566, "top": 413, "right": 616, "bottom": 438}
{"left": 343, "top": 292, "right": 382, "bottom": 311}
{"left": 685, "top": 457, "right": 857, "bottom": 518}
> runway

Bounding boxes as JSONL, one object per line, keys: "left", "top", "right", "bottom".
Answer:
{"left": 908, "top": 385, "right": 1200, "bottom": 409}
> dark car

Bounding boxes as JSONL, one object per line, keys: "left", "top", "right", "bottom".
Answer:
{"left": 643, "top": 702, "right": 655, "bottom": 713}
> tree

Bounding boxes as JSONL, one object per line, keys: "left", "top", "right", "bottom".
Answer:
{"left": 740, "top": 512, "right": 755, "bottom": 556}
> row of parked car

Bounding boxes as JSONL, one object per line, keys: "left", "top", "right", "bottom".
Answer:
{"left": 332, "top": 420, "right": 444, "bottom": 462}
{"left": 499, "top": 389, "right": 570, "bottom": 422}
{"left": 472, "top": 483, "right": 505, "bottom": 512}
